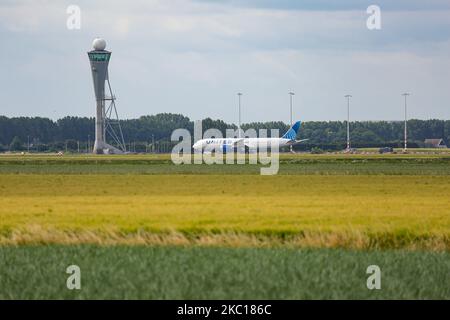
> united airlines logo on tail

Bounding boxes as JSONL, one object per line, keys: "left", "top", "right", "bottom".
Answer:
{"left": 282, "top": 121, "right": 301, "bottom": 140}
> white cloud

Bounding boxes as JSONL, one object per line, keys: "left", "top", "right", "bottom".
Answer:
{"left": 0, "top": 0, "right": 449, "bottom": 122}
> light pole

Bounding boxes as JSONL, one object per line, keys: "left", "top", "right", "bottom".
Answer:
{"left": 289, "top": 92, "right": 295, "bottom": 152}
{"left": 27, "top": 135, "right": 30, "bottom": 153}
{"left": 345, "top": 95, "right": 352, "bottom": 151}
{"left": 402, "top": 93, "right": 410, "bottom": 152}
{"left": 289, "top": 92, "right": 295, "bottom": 127}
{"left": 237, "top": 92, "right": 242, "bottom": 138}
{"left": 152, "top": 134, "right": 155, "bottom": 153}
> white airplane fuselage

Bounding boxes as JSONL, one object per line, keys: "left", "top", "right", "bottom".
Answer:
{"left": 192, "top": 137, "right": 293, "bottom": 152}
{"left": 192, "top": 121, "right": 306, "bottom": 152}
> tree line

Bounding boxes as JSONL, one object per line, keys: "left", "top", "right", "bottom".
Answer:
{"left": 0, "top": 113, "right": 449, "bottom": 152}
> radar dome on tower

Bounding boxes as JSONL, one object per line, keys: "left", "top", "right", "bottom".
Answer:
{"left": 92, "top": 38, "right": 107, "bottom": 51}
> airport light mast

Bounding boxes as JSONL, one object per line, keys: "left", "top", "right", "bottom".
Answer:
{"left": 345, "top": 94, "right": 352, "bottom": 151}
{"left": 402, "top": 93, "right": 410, "bottom": 152}
{"left": 289, "top": 91, "right": 295, "bottom": 153}
{"left": 237, "top": 92, "right": 243, "bottom": 138}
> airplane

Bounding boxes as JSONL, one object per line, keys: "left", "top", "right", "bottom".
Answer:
{"left": 192, "top": 121, "right": 308, "bottom": 152}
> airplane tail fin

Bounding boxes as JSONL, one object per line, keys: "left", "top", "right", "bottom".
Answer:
{"left": 282, "top": 121, "right": 301, "bottom": 140}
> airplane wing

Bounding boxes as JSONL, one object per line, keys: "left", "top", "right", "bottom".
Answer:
{"left": 287, "top": 139, "right": 309, "bottom": 145}
{"left": 232, "top": 138, "right": 245, "bottom": 146}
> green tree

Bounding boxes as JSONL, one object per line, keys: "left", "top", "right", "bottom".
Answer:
{"left": 0, "top": 115, "right": 449, "bottom": 150}
{"left": 10, "top": 136, "right": 23, "bottom": 151}
{"left": 65, "top": 139, "right": 78, "bottom": 151}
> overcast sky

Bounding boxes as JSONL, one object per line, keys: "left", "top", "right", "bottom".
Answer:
{"left": 0, "top": 0, "right": 449, "bottom": 123}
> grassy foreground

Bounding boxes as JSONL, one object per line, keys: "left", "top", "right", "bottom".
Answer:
{"left": 0, "top": 245, "right": 448, "bottom": 300}
{"left": 0, "top": 174, "right": 449, "bottom": 249}
{"left": 0, "top": 154, "right": 449, "bottom": 299}
{"left": 1, "top": 153, "right": 450, "bottom": 175}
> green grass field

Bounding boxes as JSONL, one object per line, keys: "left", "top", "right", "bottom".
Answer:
{"left": 0, "top": 153, "right": 449, "bottom": 299}
{"left": 0, "top": 246, "right": 448, "bottom": 299}
{"left": 1, "top": 153, "right": 450, "bottom": 175}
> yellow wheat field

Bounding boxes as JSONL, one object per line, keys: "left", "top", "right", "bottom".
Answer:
{"left": 0, "top": 174, "right": 449, "bottom": 249}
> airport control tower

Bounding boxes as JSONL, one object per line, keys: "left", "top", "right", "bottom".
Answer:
{"left": 88, "top": 38, "right": 126, "bottom": 154}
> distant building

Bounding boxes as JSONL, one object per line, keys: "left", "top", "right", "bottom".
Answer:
{"left": 424, "top": 139, "right": 447, "bottom": 148}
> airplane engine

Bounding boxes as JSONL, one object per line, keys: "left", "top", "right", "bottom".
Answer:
{"left": 222, "top": 144, "right": 234, "bottom": 153}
